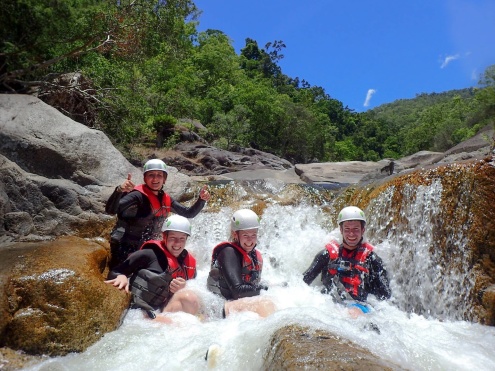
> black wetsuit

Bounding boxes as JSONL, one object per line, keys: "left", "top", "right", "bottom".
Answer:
{"left": 106, "top": 186, "right": 205, "bottom": 269}
{"left": 207, "top": 245, "right": 266, "bottom": 300}
{"left": 108, "top": 247, "right": 169, "bottom": 281}
{"left": 108, "top": 245, "right": 195, "bottom": 313}
{"left": 303, "top": 246, "right": 391, "bottom": 302}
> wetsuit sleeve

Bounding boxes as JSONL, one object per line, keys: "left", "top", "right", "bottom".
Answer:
{"left": 107, "top": 249, "right": 158, "bottom": 279}
{"left": 118, "top": 192, "right": 144, "bottom": 219}
{"left": 366, "top": 252, "right": 392, "bottom": 300}
{"left": 217, "top": 246, "right": 261, "bottom": 300}
{"left": 105, "top": 187, "right": 124, "bottom": 215}
{"left": 170, "top": 197, "right": 206, "bottom": 218}
{"left": 302, "top": 249, "right": 329, "bottom": 285}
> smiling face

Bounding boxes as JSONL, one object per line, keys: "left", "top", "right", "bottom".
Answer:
{"left": 143, "top": 170, "right": 166, "bottom": 193}
{"left": 234, "top": 228, "right": 258, "bottom": 253}
{"left": 164, "top": 231, "right": 188, "bottom": 257}
{"left": 340, "top": 220, "right": 365, "bottom": 250}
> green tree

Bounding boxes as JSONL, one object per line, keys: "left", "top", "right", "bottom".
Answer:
{"left": 475, "top": 65, "right": 495, "bottom": 122}
{"left": 209, "top": 104, "right": 251, "bottom": 150}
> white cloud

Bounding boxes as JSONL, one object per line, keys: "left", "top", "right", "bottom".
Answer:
{"left": 440, "top": 54, "right": 460, "bottom": 68}
{"left": 471, "top": 69, "right": 478, "bottom": 81}
{"left": 363, "top": 89, "right": 376, "bottom": 107}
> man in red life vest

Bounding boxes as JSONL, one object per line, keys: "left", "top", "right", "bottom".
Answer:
{"left": 207, "top": 209, "right": 276, "bottom": 318}
{"left": 303, "top": 206, "right": 391, "bottom": 316}
{"left": 106, "top": 159, "right": 210, "bottom": 269}
{"left": 105, "top": 215, "right": 200, "bottom": 323}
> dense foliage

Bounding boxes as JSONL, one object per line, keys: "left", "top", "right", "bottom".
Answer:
{"left": 1, "top": 1, "right": 494, "bottom": 163}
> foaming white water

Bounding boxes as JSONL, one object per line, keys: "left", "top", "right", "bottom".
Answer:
{"left": 24, "top": 202, "right": 495, "bottom": 371}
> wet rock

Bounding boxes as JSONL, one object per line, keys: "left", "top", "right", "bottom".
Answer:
{"left": 0, "top": 236, "right": 129, "bottom": 356}
{"left": 0, "top": 347, "right": 46, "bottom": 371}
{"left": 4, "top": 212, "right": 33, "bottom": 236}
{"left": 264, "top": 325, "right": 402, "bottom": 370}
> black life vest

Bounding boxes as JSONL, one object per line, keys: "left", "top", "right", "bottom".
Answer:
{"left": 129, "top": 240, "right": 196, "bottom": 312}
{"left": 325, "top": 240, "right": 373, "bottom": 302}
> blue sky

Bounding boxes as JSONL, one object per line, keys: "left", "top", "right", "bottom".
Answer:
{"left": 193, "top": 0, "right": 495, "bottom": 111}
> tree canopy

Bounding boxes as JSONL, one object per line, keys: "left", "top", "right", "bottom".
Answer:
{"left": 1, "top": 0, "right": 493, "bottom": 162}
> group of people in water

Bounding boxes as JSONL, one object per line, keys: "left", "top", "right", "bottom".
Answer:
{"left": 104, "top": 159, "right": 391, "bottom": 324}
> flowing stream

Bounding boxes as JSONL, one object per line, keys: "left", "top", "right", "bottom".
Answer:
{"left": 24, "top": 181, "right": 495, "bottom": 370}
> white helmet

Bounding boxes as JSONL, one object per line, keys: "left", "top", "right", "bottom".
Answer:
{"left": 231, "top": 209, "right": 260, "bottom": 231}
{"left": 143, "top": 159, "right": 168, "bottom": 175}
{"left": 162, "top": 215, "right": 191, "bottom": 236}
{"left": 337, "top": 206, "right": 366, "bottom": 225}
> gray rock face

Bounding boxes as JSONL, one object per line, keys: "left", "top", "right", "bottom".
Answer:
{"left": 0, "top": 94, "right": 141, "bottom": 186}
{"left": 295, "top": 160, "right": 387, "bottom": 188}
{"left": 162, "top": 142, "right": 293, "bottom": 176}
{"left": 0, "top": 154, "right": 111, "bottom": 242}
{"left": 3, "top": 212, "right": 33, "bottom": 236}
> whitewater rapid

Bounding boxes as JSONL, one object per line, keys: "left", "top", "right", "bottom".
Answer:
{"left": 24, "top": 202, "right": 495, "bottom": 371}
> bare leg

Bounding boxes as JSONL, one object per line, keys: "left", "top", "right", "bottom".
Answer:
{"left": 224, "top": 296, "right": 276, "bottom": 318}
{"left": 154, "top": 315, "right": 174, "bottom": 324}
{"left": 162, "top": 289, "right": 200, "bottom": 315}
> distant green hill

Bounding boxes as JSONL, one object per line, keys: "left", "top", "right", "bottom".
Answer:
{"left": 369, "top": 88, "right": 477, "bottom": 128}
{"left": 363, "top": 87, "right": 489, "bottom": 157}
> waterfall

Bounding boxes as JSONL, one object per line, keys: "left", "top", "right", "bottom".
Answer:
{"left": 367, "top": 179, "right": 475, "bottom": 320}
{"left": 23, "top": 180, "right": 495, "bottom": 371}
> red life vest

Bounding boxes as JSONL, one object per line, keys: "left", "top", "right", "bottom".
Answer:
{"left": 325, "top": 240, "right": 373, "bottom": 300}
{"left": 141, "top": 240, "right": 196, "bottom": 280}
{"left": 134, "top": 184, "right": 171, "bottom": 217}
{"left": 211, "top": 242, "right": 263, "bottom": 284}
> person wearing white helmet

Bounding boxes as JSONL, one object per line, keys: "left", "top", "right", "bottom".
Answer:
{"left": 105, "top": 215, "right": 201, "bottom": 323}
{"left": 105, "top": 158, "right": 211, "bottom": 269}
{"left": 302, "top": 206, "right": 391, "bottom": 318}
{"left": 207, "top": 209, "right": 276, "bottom": 318}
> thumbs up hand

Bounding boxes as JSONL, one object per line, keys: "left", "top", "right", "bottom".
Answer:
{"left": 199, "top": 185, "right": 211, "bottom": 201}
{"left": 119, "top": 173, "right": 135, "bottom": 193}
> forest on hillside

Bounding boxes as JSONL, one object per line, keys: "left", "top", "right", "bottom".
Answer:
{"left": 1, "top": 0, "right": 494, "bottom": 164}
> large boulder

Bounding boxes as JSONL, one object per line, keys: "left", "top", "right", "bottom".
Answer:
{"left": 443, "top": 123, "right": 494, "bottom": 156}
{"left": 0, "top": 94, "right": 141, "bottom": 187}
{"left": 0, "top": 237, "right": 128, "bottom": 355}
{"left": 264, "top": 325, "right": 400, "bottom": 370}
